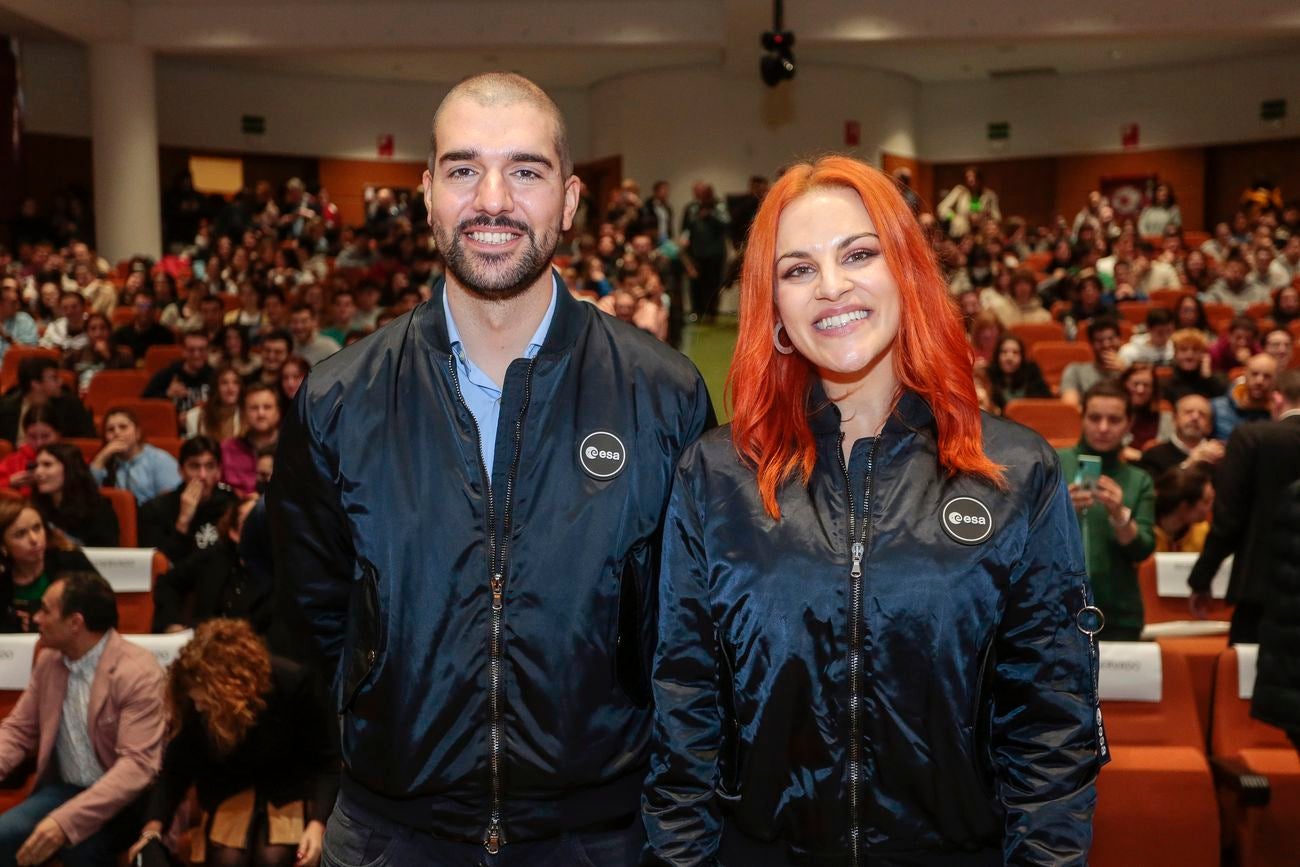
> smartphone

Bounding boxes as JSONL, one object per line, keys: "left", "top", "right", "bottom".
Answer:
{"left": 1076, "top": 454, "right": 1102, "bottom": 492}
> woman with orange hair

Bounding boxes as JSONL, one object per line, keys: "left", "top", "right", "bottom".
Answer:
{"left": 128, "top": 619, "right": 337, "bottom": 867}
{"left": 644, "top": 156, "right": 1105, "bottom": 865}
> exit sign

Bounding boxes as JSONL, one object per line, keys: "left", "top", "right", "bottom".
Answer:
{"left": 1261, "top": 99, "right": 1286, "bottom": 121}
{"left": 987, "top": 121, "right": 1010, "bottom": 141}
{"left": 241, "top": 114, "right": 266, "bottom": 135}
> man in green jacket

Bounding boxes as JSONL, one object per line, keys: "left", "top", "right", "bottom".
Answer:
{"left": 1057, "top": 380, "right": 1157, "bottom": 641}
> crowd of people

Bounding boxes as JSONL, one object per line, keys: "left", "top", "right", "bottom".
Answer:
{"left": 0, "top": 146, "right": 1293, "bottom": 862}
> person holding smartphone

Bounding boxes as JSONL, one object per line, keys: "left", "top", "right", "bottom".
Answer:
{"left": 1057, "top": 380, "right": 1156, "bottom": 641}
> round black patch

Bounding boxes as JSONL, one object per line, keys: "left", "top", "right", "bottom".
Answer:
{"left": 940, "top": 496, "right": 994, "bottom": 545}
{"left": 579, "top": 431, "right": 627, "bottom": 480}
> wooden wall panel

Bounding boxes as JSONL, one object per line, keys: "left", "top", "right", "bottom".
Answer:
{"left": 1205, "top": 137, "right": 1300, "bottom": 228}
{"left": 933, "top": 157, "right": 1057, "bottom": 228}
{"left": 881, "top": 152, "right": 934, "bottom": 215}
{"left": 1054, "top": 147, "right": 1205, "bottom": 232}
{"left": 317, "top": 158, "right": 427, "bottom": 228}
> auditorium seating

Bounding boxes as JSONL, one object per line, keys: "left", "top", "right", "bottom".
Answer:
{"left": 85, "top": 547, "right": 168, "bottom": 633}
{"left": 116, "top": 398, "right": 181, "bottom": 439}
{"left": 1008, "top": 320, "right": 1065, "bottom": 352}
{"left": 144, "top": 344, "right": 183, "bottom": 377}
{"left": 1092, "top": 642, "right": 1220, "bottom": 867}
{"left": 1029, "top": 340, "right": 1093, "bottom": 392}
{"left": 1117, "top": 302, "right": 1153, "bottom": 326}
{"left": 1210, "top": 645, "right": 1300, "bottom": 867}
{"left": 1003, "top": 398, "right": 1081, "bottom": 442}
{"left": 84, "top": 369, "right": 150, "bottom": 416}
{"left": 101, "top": 486, "right": 138, "bottom": 547}
{"left": 1150, "top": 289, "right": 1193, "bottom": 309}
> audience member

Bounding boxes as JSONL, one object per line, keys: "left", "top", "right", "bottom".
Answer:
{"left": 1262, "top": 326, "right": 1295, "bottom": 370}
{"left": 937, "top": 166, "right": 1000, "bottom": 237}
{"left": 1153, "top": 465, "right": 1214, "bottom": 552}
{"left": 1211, "top": 352, "right": 1277, "bottom": 439}
{"left": 1172, "top": 294, "right": 1213, "bottom": 338}
{"left": 248, "top": 329, "right": 290, "bottom": 393}
{"left": 64, "top": 312, "right": 120, "bottom": 393}
{"left": 1207, "top": 314, "right": 1260, "bottom": 373}
{"left": 0, "top": 572, "right": 164, "bottom": 866}
{"left": 0, "top": 278, "right": 38, "bottom": 364}
{"left": 1137, "top": 183, "right": 1182, "bottom": 238}
{"left": 986, "top": 333, "right": 1050, "bottom": 408}
{"left": 1203, "top": 252, "right": 1270, "bottom": 312}
{"left": 151, "top": 498, "right": 269, "bottom": 634}
{"left": 221, "top": 385, "right": 281, "bottom": 497}
{"left": 143, "top": 330, "right": 216, "bottom": 423}
{"left": 679, "top": 183, "right": 728, "bottom": 322}
{"left": 1163, "top": 328, "right": 1228, "bottom": 404}
{"left": 130, "top": 619, "right": 335, "bottom": 867}
{"left": 90, "top": 408, "right": 182, "bottom": 504}
{"left": 215, "top": 324, "right": 260, "bottom": 379}
{"left": 139, "top": 436, "right": 238, "bottom": 563}
{"left": 1190, "top": 368, "right": 1300, "bottom": 643}
{"left": 32, "top": 443, "right": 120, "bottom": 547}
{"left": 185, "top": 366, "right": 243, "bottom": 440}
{"left": 1273, "top": 282, "right": 1300, "bottom": 328}
{"left": 1121, "top": 363, "right": 1171, "bottom": 452}
{"left": 1058, "top": 381, "right": 1156, "bottom": 641}
{"left": 319, "top": 290, "right": 355, "bottom": 345}
{"left": 279, "top": 357, "right": 310, "bottom": 404}
{"left": 0, "top": 405, "right": 63, "bottom": 494}
{"left": 0, "top": 494, "right": 98, "bottom": 632}
{"left": 1118, "top": 307, "right": 1175, "bottom": 367}
{"left": 287, "top": 304, "right": 340, "bottom": 366}
{"left": 1060, "top": 316, "right": 1124, "bottom": 408}
{"left": 109, "top": 293, "right": 174, "bottom": 364}
{"left": 0, "top": 356, "right": 95, "bottom": 444}
{"left": 37, "top": 291, "right": 90, "bottom": 354}
{"left": 1136, "top": 393, "right": 1224, "bottom": 478}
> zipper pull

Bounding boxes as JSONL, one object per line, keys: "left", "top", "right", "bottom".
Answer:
{"left": 483, "top": 819, "right": 503, "bottom": 853}
{"left": 850, "top": 542, "right": 864, "bottom": 578}
{"left": 490, "top": 574, "right": 504, "bottom": 611}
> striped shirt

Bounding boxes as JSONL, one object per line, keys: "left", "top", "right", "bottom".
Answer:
{"left": 57, "top": 633, "right": 108, "bottom": 787}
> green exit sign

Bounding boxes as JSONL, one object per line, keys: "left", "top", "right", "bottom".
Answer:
{"left": 241, "top": 114, "right": 266, "bottom": 135}
{"left": 1261, "top": 99, "right": 1286, "bottom": 121}
{"left": 987, "top": 121, "right": 1010, "bottom": 141}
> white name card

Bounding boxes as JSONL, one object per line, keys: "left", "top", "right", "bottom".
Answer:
{"left": 1236, "top": 644, "right": 1258, "bottom": 701}
{"left": 1098, "top": 641, "right": 1163, "bottom": 702}
{"left": 0, "top": 634, "right": 40, "bottom": 690}
{"left": 124, "top": 631, "right": 192, "bottom": 671}
{"left": 84, "top": 548, "right": 156, "bottom": 593}
{"left": 1155, "top": 552, "right": 1230, "bottom": 599}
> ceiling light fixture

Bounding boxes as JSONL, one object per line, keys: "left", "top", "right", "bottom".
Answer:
{"left": 760, "top": 0, "right": 796, "bottom": 87}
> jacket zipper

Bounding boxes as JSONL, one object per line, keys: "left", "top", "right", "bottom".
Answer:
{"left": 837, "top": 433, "right": 879, "bottom": 867}
{"left": 448, "top": 354, "right": 539, "bottom": 854}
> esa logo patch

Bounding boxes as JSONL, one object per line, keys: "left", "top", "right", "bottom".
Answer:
{"left": 940, "top": 496, "right": 994, "bottom": 545}
{"left": 579, "top": 431, "right": 627, "bottom": 480}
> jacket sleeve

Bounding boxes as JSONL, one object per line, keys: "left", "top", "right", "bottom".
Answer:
{"left": 138, "top": 496, "right": 186, "bottom": 562}
{"left": 1188, "top": 425, "right": 1252, "bottom": 593}
{"left": 643, "top": 458, "right": 722, "bottom": 867}
{"left": 48, "top": 658, "right": 166, "bottom": 846}
{"left": 0, "top": 654, "right": 44, "bottom": 780}
{"left": 1116, "top": 469, "right": 1155, "bottom": 563}
{"left": 152, "top": 552, "right": 201, "bottom": 632}
{"left": 266, "top": 383, "right": 355, "bottom": 675}
{"left": 994, "top": 453, "right": 1104, "bottom": 865}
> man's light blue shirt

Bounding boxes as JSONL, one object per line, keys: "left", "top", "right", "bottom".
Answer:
{"left": 444, "top": 278, "right": 557, "bottom": 478}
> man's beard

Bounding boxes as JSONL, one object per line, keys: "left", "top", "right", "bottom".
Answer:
{"left": 435, "top": 215, "right": 558, "bottom": 302}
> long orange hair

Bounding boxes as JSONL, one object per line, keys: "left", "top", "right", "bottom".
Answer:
{"left": 728, "top": 155, "right": 1004, "bottom": 519}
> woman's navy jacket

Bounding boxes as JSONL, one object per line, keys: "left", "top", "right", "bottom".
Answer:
{"left": 644, "top": 391, "right": 1107, "bottom": 866}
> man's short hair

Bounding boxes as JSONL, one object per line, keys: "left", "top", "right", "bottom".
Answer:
{"left": 1278, "top": 368, "right": 1300, "bottom": 405}
{"left": 1145, "top": 307, "right": 1173, "bottom": 329}
{"left": 1086, "top": 316, "right": 1120, "bottom": 343}
{"left": 429, "top": 71, "right": 572, "bottom": 178}
{"left": 290, "top": 303, "right": 315, "bottom": 317}
{"left": 180, "top": 435, "right": 222, "bottom": 466}
{"left": 1228, "top": 315, "right": 1258, "bottom": 336}
{"left": 17, "top": 357, "right": 58, "bottom": 394}
{"left": 1083, "top": 379, "right": 1132, "bottom": 417}
{"left": 260, "top": 328, "right": 292, "bottom": 349}
{"left": 54, "top": 571, "right": 119, "bottom": 633}
{"left": 199, "top": 295, "right": 224, "bottom": 309}
{"left": 182, "top": 330, "right": 209, "bottom": 345}
{"left": 264, "top": 288, "right": 286, "bottom": 306}
{"left": 1155, "top": 465, "right": 1212, "bottom": 519}
{"left": 58, "top": 289, "right": 84, "bottom": 306}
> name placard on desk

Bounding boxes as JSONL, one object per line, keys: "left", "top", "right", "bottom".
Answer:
{"left": 84, "top": 548, "right": 156, "bottom": 593}
{"left": 124, "top": 631, "right": 193, "bottom": 670}
{"left": 1098, "top": 641, "right": 1163, "bottom": 703}
{"left": 1155, "top": 552, "right": 1230, "bottom": 599}
{"left": 1236, "top": 643, "right": 1258, "bottom": 700}
{"left": 0, "top": 634, "right": 40, "bottom": 690}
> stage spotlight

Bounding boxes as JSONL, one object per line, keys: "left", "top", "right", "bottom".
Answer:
{"left": 760, "top": 0, "right": 795, "bottom": 87}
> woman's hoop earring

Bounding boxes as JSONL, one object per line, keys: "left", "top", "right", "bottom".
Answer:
{"left": 773, "top": 322, "right": 795, "bottom": 355}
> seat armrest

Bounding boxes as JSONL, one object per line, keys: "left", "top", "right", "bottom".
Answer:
{"left": 1210, "top": 755, "right": 1271, "bottom": 807}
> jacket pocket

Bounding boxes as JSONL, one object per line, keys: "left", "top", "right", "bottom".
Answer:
{"left": 614, "top": 555, "right": 651, "bottom": 708}
{"left": 339, "top": 560, "right": 382, "bottom": 715}
{"left": 970, "top": 635, "right": 997, "bottom": 793}
{"left": 717, "top": 638, "right": 742, "bottom": 799}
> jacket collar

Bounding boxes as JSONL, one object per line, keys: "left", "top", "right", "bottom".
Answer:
{"left": 807, "top": 377, "right": 936, "bottom": 439}
{"left": 423, "top": 268, "right": 586, "bottom": 358}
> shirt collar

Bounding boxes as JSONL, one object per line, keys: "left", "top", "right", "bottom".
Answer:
{"left": 64, "top": 632, "right": 109, "bottom": 677}
{"left": 443, "top": 273, "right": 558, "bottom": 368}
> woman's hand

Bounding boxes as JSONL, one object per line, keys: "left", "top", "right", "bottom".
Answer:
{"left": 91, "top": 438, "right": 129, "bottom": 470}
{"left": 1067, "top": 482, "right": 1094, "bottom": 513}
{"left": 1093, "top": 475, "right": 1126, "bottom": 520}
{"left": 295, "top": 820, "right": 325, "bottom": 867}
{"left": 7, "top": 471, "right": 32, "bottom": 489}
{"left": 126, "top": 821, "right": 165, "bottom": 863}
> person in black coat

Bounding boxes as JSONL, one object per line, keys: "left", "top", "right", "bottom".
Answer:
{"left": 129, "top": 619, "right": 338, "bottom": 867}
{"left": 142, "top": 330, "right": 216, "bottom": 423}
{"left": 30, "top": 442, "right": 119, "bottom": 548}
{"left": 1254, "top": 478, "right": 1300, "bottom": 751}
{"left": 0, "top": 356, "right": 96, "bottom": 444}
{"left": 1189, "top": 369, "right": 1300, "bottom": 644}
{"left": 139, "top": 436, "right": 239, "bottom": 563}
{"left": 109, "top": 292, "right": 175, "bottom": 365}
{"left": 986, "top": 334, "right": 1051, "bottom": 409}
{"left": 152, "top": 498, "right": 270, "bottom": 634}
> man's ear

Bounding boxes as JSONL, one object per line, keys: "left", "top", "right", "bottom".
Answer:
{"left": 561, "top": 174, "right": 581, "bottom": 233}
